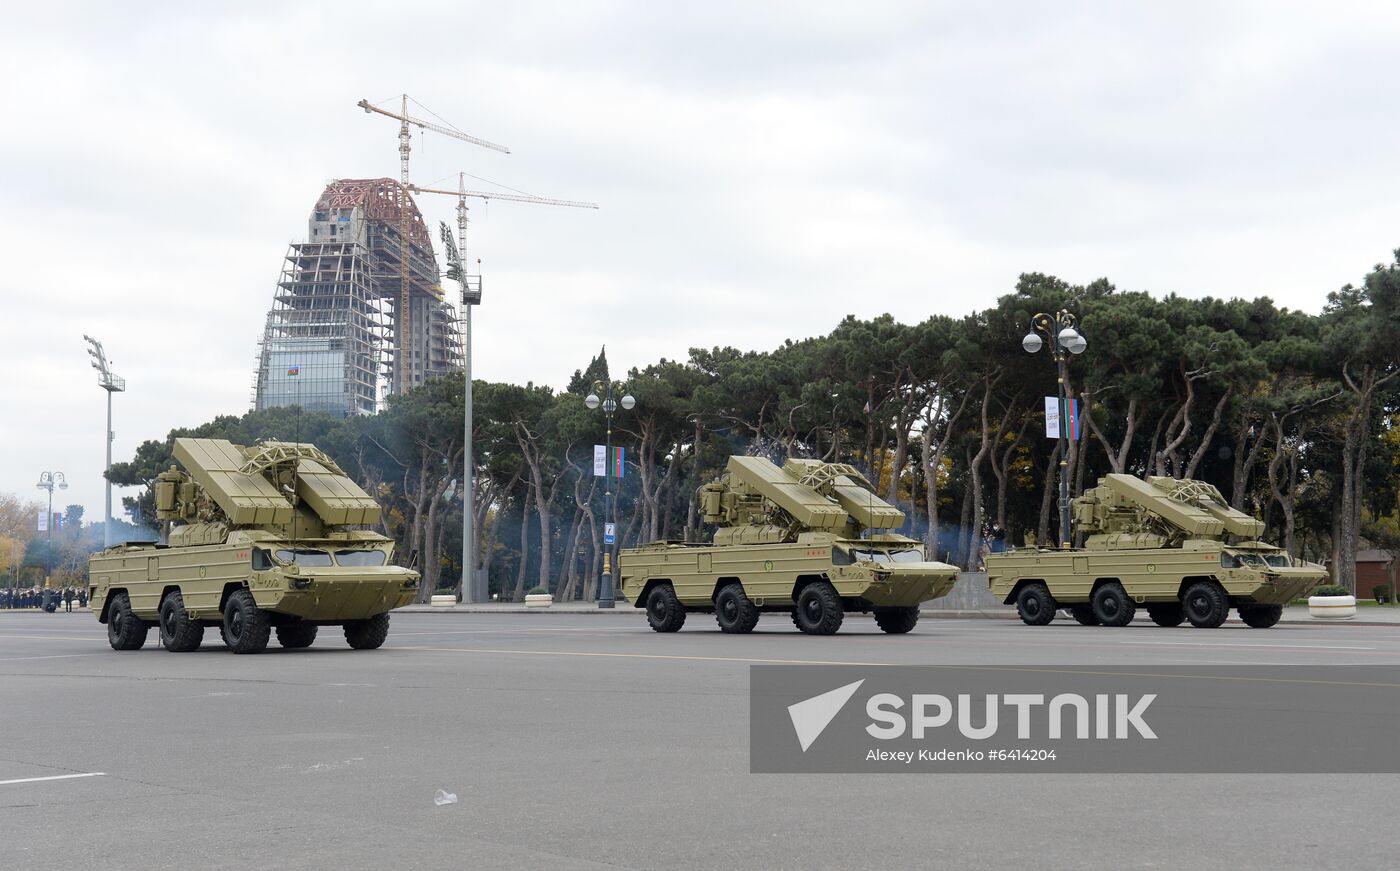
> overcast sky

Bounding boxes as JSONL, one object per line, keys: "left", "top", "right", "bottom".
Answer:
{"left": 3, "top": 0, "right": 1400, "bottom": 526}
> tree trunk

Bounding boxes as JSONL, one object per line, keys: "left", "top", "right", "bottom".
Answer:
{"left": 512, "top": 491, "right": 532, "bottom": 601}
{"left": 1037, "top": 441, "right": 1061, "bottom": 547}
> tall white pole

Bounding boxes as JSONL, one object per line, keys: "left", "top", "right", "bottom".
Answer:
{"left": 104, "top": 388, "right": 113, "bottom": 548}
{"left": 462, "top": 300, "right": 476, "bottom": 601}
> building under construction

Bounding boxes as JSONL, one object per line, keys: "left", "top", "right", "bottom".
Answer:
{"left": 253, "top": 178, "right": 464, "bottom": 417}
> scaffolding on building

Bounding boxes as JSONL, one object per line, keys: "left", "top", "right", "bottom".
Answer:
{"left": 253, "top": 178, "right": 463, "bottom": 418}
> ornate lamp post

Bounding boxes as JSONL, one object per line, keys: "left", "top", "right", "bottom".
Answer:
{"left": 1021, "top": 311, "right": 1087, "bottom": 548}
{"left": 84, "top": 335, "right": 125, "bottom": 548}
{"left": 585, "top": 380, "right": 635, "bottom": 609}
{"left": 35, "top": 471, "right": 68, "bottom": 587}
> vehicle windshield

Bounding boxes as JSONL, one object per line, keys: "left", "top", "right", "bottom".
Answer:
{"left": 1223, "top": 552, "right": 1268, "bottom": 569}
{"left": 275, "top": 548, "right": 334, "bottom": 567}
{"left": 1263, "top": 554, "right": 1292, "bottom": 568}
{"left": 334, "top": 549, "right": 388, "bottom": 567}
{"left": 847, "top": 548, "right": 926, "bottom": 564}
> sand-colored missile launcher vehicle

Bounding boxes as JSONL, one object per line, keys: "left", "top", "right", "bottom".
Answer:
{"left": 986, "top": 474, "right": 1326, "bottom": 629}
{"left": 620, "top": 456, "right": 959, "bottom": 634}
{"left": 89, "top": 438, "right": 420, "bottom": 653}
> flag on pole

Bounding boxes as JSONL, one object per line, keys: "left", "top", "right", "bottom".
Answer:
{"left": 52, "top": 512, "right": 62, "bottom": 531}
{"left": 613, "top": 446, "right": 625, "bottom": 479}
{"left": 1064, "top": 398, "right": 1081, "bottom": 440}
{"left": 287, "top": 365, "right": 300, "bottom": 377}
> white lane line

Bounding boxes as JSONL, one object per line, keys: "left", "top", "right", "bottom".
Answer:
{"left": 0, "top": 653, "right": 107, "bottom": 662}
{"left": 390, "top": 627, "right": 647, "bottom": 637}
{"left": 0, "top": 772, "right": 106, "bottom": 786}
{"left": 1122, "top": 640, "right": 1378, "bottom": 651}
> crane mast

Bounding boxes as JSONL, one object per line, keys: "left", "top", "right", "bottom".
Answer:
{"left": 356, "top": 96, "right": 509, "bottom": 394}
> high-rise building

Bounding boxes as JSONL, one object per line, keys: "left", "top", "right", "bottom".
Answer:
{"left": 253, "top": 178, "right": 464, "bottom": 417}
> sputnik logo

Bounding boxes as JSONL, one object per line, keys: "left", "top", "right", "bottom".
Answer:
{"left": 787, "top": 679, "right": 865, "bottom": 752}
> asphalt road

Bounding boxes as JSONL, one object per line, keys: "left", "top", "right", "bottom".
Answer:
{"left": 3, "top": 609, "right": 1398, "bottom": 870}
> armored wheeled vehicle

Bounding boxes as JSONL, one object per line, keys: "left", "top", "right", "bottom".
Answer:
{"left": 620, "top": 456, "right": 959, "bottom": 635}
{"left": 89, "top": 438, "right": 420, "bottom": 653}
{"left": 986, "top": 474, "right": 1326, "bottom": 629}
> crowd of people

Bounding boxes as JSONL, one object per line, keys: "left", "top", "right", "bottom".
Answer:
{"left": 1, "top": 586, "right": 86, "bottom": 611}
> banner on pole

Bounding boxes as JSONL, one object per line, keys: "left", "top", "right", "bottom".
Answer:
{"left": 593, "top": 445, "right": 606, "bottom": 477}
{"left": 1045, "top": 397, "right": 1082, "bottom": 440}
{"left": 52, "top": 512, "right": 62, "bottom": 531}
{"left": 613, "top": 446, "right": 625, "bottom": 479}
{"left": 37, "top": 511, "right": 47, "bottom": 533}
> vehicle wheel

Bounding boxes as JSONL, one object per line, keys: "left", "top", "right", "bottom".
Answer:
{"left": 1069, "top": 605, "right": 1100, "bottom": 626}
{"left": 873, "top": 606, "right": 920, "bottom": 634}
{"left": 106, "top": 592, "right": 148, "bottom": 651}
{"left": 714, "top": 583, "right": 759, "bottom": 634}
{"left": 1182, "top": 581, "right": 1229, "bottom": 629}
{"left": 158, "top": 592, "right": 204, "bottom": 652}
{"left": 276, "top": 622, "right": 319, "bottom": 649}
{"left": 1238, "top": 603, "right": 1284, "bottom": 629}
{"left": 1015, "top": 582, "right": 1056, "bottom": 626}
{"left": 344, "top": 613, "right": 391, "bottom": 649}
{"left": 1091, "top": 582, "right": 1136, "bottom": 627}
{"left": 222, "top": 589, "right": 271, "bottom": 654}
{"left": 645, "top": 583, "right": 686, "bottom": 632}
{"left": 1146, "top": 603, "right": 1185, "bottom": 627}
{"left": 792, "top": 582, "right": 844, "bottom": 635}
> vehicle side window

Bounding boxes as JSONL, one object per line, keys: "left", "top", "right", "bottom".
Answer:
{"left": 1220, "top": 553, "right": 1239, "bottom": 568}
{"left": 831, "top": 549, "right": 853, "bottom": 566}
{"left": 252, "top": 548, "right": 274, "bottom": 571}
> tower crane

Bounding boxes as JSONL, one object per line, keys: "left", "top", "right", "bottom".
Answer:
{"left": 406, "top": 173, "right": 598, "bottom": 604}
{"left": 356, "top": 96, "right": 509, "bottom": 394}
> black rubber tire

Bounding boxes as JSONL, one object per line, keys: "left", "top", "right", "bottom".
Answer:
{"left": 792, "top": 582, "right": 844, "bottom": 635}
{"left": 106, "top": 592, "right": 148, "bottom": 651}
{"left": 276, "top": 622, "right": 319, "bottom": 649}
{"left": 1091, "top": 582, "right": 1136, "bottom": 627}
{"left": 344, "top": 613, "right": 391, "bottom": 649}
{"left": 1182, "top": 581, "right": 1229, "bottom": 629}
{"left": 1069, "top": 605, "right": 1100, "bottom": 626}
{"left": 1015, "top": 582, "right": 1056, "bottom": 626}
{"left": 158, "top": 592, "right": 204, "bottom": 652}
{"left": 223, "top": 589, "right": 271, "bottom": 654}
{"left": 873, "top": 606, "right": 920, "bottom": 634}
{"left": 1238, "top": 603, "right": 1284, "bottom": 629}
{"left": 645, "top": 583, "right": 687, "bottom": 632}
{"left": 714, "top": 583, "right": 760, "bottom": 634}
{"left": 1146, "top": 603, "right": 1185, "bottom": 627}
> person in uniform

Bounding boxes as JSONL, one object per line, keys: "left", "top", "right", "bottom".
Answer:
{"left": 63, "top": 587, "right": 74, "bottom": 612}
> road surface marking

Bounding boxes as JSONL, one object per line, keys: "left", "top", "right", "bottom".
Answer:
{"left": 0, "top": 772, "right": 105, "bottom": 786}
{"left": 1122, "top": 640, "right": 1377, "bottom": 651}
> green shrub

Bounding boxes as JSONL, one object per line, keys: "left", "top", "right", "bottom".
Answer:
{"left": 1373, "top": 583, "right": 1393, "bottom": 603}
{"left": 526, "top": 586, "right": 549, "bottom": 597}
{"left": 1312, "top": 584, "right": 1350, "bottom": 597}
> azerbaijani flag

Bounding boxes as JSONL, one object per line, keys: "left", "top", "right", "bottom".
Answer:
{"left": 287, "top": 366, "right": 300, "bottom": 377}
{"left": 1063, "top": 398, "right": 1081, "bottom": 440}
{"left": 613, "top": 446, "right": 625, "bottom": 479}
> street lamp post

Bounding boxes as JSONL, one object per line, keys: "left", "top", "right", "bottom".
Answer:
{"left": 83, "top": 336, "right": 125, "bottom": 548}
{"left": 1022, "top": 311, "right": 1087, "bottom": 549}
{"left": 585, "top": 380, "right": 635, "bottom": 609}
{"left": 35, "top": 471, "right": 68, "bottom": 588}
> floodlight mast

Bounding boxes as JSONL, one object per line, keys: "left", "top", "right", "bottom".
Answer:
{"left": 84, "top": 335, "right": 125, "bottom": 548}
